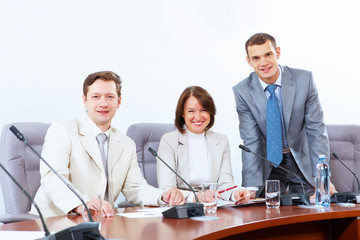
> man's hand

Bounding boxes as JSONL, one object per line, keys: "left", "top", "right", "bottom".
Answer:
{"left": 161, "top": 187, "right": 185, "bottom": 206}
{"left": 310, "top": 181, "right": 338, "bottom": 199}
{"left": 330, "top": 182, "right": 337, "bottom": 195}
{"left": 72, "top": 198, "right": 114, "bottom": 217}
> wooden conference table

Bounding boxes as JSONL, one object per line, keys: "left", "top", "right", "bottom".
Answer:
{"left": 1, "top": 203, "right": 360, "bottom": 240}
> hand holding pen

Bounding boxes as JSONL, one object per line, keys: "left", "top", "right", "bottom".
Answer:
{"left": 217, "top": 186, "right": 255, "bottom": 204}
{"left": 235, "top": 191, "right": 255, "bottom": 205}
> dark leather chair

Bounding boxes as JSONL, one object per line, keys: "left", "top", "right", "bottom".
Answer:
{"left": 0, "top": 122, "right": 50, "bottom": 223}
{"left": 327, "top": 124, "right": 360, "bottom": 193}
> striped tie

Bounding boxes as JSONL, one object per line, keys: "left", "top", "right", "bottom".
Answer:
{"left": 266, "top": 84, "right": 283, "bottom": 166}
{"left": 96, "top": 133, "right": 109, "bottom": 199}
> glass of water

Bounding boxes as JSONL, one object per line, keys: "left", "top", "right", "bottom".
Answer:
{"left": 265, "top": 180, "right": 280, "bottom": 209}
{"left": 201, "top": 183, "right": 218, "bottom": 215}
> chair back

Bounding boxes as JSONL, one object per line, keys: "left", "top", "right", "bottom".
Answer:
{"left": 126, "top": 123, "right": 175, "bottom": 187}
{"left": 0, "top": 122, "right": 50, "bottom": 214}
{"left": 327, "top": 124, "right": 360, "bottom": 192}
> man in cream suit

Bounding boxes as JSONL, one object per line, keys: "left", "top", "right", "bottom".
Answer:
{"left": 233, "top": 33, "right": 330, "bottom": 196}
{"left": 31, "top": 71, "right": 184, "bottom": 218}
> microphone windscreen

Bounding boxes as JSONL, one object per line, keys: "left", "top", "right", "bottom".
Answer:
{"left": 239, "top": 144, "right": 251, "bottom": 153}
{"left": 148, "top": 147, "right": 157, "bottom": 157}
{"left": 10, "top": 125, "right": 25, "bottom": 142}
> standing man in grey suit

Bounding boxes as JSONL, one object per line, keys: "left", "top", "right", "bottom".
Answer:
{"left": 233, "top": 33, "right": 333, "bottom": 196}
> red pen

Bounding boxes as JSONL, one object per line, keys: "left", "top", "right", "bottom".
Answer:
{"left": 218, "top": 185, "right": 237, "bottom": 194}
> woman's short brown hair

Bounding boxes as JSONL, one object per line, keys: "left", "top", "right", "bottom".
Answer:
{"left": 83, "top": 71, "right": 122, "bottom": 98}
{"left": 175, "top": 86, "right": 216, "bottom": 133}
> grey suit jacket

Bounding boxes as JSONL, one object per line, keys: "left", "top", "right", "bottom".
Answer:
{"left": 30, "top": 117, "right": 164, "bottom": 217}
{"left": 157, "top": 129, "right": 236, "bottom": 201}
{"left": 232, "top": 65, "right": 329, "bottom": 188}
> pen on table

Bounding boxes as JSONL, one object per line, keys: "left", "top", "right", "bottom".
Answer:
{"left": 218, "top": 186, "right": 237, "bottom": 194}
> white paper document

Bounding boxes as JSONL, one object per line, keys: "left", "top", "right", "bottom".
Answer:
{"left": 117, "top": 207, "right": 171, "bottom": 218}
{"left": 0, "top": 231, "right": 47, "bottom": 240}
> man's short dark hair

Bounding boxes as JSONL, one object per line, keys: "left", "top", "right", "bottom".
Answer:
{"left": 245, "top": 33, "right": 277, "bottom": 56}
{"left": 83, "top": 71, "right": 122, "bottom": 98}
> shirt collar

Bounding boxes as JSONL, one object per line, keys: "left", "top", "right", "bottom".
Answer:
{"left": 87, "top": 116, "right": 111, "bottom": 138}
{"left": 258, "top": 65, "right": 283, "bottom": 91}
{"left": 186, "top": 128, "right": 205, "bottom": 139}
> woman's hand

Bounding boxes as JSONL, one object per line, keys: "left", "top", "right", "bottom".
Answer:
{"left": 234, "top": 189, "right": 252, "bottom": 204}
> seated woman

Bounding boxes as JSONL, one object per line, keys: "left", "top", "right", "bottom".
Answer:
{"left": 157, "top": 86, "right": 250, "bottom": 204}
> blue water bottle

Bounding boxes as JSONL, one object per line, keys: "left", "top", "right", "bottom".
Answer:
{"left": 315, "top": 154, "right": 330, "bottom": 207}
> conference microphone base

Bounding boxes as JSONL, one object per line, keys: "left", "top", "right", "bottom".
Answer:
{"left": 162, "top": 203, "right": 204, "bottom": 219}
{"left": 281, "top": 193, "right": 310, "bottom": 206}
{"left": 41, "top": 222, "right": 101, "bottom": 240}
{"left": 331, "top": 192, "right": 360, "bottom": 203}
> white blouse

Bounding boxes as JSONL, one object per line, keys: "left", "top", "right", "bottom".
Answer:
{"left": 187, "top": 130, "right": 212, "bottom": 186}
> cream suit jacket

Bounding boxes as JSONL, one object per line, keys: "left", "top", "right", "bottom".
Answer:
{"left": 157, "top": 129, "right": 236, "bottom": 201}
{"left": 232, "top": 65, "right": 329, "bottom": 189}
{"left": 30, "top": 118, "right": 164, "bottom": 217}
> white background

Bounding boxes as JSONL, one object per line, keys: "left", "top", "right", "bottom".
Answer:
{"left": 1, "top": 0, "right": 360, "bottom": 214}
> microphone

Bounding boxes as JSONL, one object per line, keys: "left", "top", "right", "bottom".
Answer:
{"left": 0, "top": 163, "right": 52, "bottom": 239}
{"left": 331, "top": 152, "right": 360, "bottom": 203}
{"left": 10, "top": 125, "right": 102, "bottom": 240}
{"left": 239, "top": 144, "right": 310, "bottom": 206}
{"left": 148, "top": 147, "right": 204, "bottom": 219}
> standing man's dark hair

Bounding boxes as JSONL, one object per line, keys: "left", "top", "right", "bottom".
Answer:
{"left": 245, "top": 33, "right": 277, "bottom": 56}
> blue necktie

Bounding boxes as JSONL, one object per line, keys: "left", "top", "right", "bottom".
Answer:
{"left": 266, "top": 85, "right": 283, "bottom": 166}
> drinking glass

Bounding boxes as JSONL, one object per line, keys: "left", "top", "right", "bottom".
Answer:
{"left": 201, "top": 183, "right": 218, "bottom": 215}
{"left": 265, "top": 180, "right": 280, "bottom": 208}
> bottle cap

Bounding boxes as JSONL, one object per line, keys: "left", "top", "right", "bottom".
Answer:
{"left": 319, "top": 154, "right": 326, "bottom": 159}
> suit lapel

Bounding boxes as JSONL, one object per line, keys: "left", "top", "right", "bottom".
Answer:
{"left": 177, "top": 132, "right": 190, "bottom": 185}
{"left": 78, "top": 118, "right": 104, "bottom": 173}
{"left": 206, "top": 131, "right": 222, "bottom": 182}
{"left": 107, "top": 130, "right": 123, "bottom": 207}
{"left": 108, "top": 129, "right": 124, "bottom": 173}
{"left": 281, "top": 66, "right": 296, "bottom": 132}
{"left": 249, "top": 74, "right": 267, "bottom": 122}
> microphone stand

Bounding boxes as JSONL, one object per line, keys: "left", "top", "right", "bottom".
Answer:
{"left": 0, "top": 163, "right": 52, "bottom": 239}
{"left": 10, "top": 125, "right": 102, "bottom": 240}
{"left": 331, "top": 153, "right": 360, "bottom": 203}
{"left": 148, "top": 147, "right": 204, "bottom": 219}
{"left": 239, "top": 144, "right": 310, "bottom": 206}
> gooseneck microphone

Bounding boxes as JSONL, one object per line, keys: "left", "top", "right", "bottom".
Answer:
{"left": 148, "top": 147, "right": 201, "bottom": 203}
{"left": 148, "top": 147, "right": 204, "bottom": 219}
{"left": 10, "top": 125, "right": 102, "bottom": 240}
{"left": 333, "top": 153, "right": 360, "bottom": 192}
{"left": 239, "top": 144, "right": 310, "bottom": 206}
{"left": 0, "top": 163, "right": 51, "bottom": 239}
{"left": 331, "top": 152, "right": 360, "bottom": 203}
